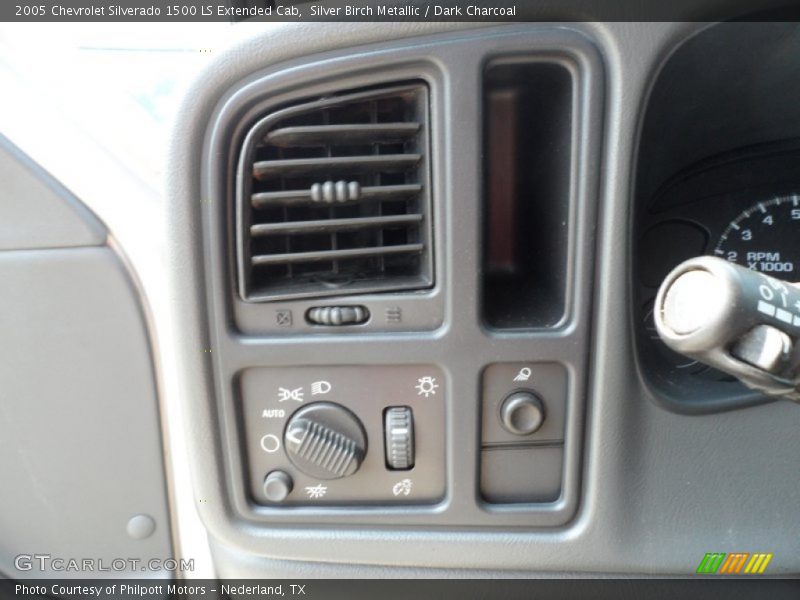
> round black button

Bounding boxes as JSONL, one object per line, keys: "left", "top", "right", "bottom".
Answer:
{"left": 500, "top": 392, "right": 545, "bottom": 435}
{"left": 263, "top": 470, "right": 293, "bottom": 502}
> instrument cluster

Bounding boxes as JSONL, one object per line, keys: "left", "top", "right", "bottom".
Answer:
{"left": 635, "top": 143, "right": 800, "bottom": 409}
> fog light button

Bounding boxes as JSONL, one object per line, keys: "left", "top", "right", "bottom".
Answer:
{"left": 500, "top": 391, "right": 545, "bottom": 436}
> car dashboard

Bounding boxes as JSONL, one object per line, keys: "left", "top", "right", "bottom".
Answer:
{"left": 0, "top": 15, "right": 799, "bottom": 591}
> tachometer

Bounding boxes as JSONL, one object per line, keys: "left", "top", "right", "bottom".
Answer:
{"left": 714, "top": 194, "right": 800, "bottom": 279}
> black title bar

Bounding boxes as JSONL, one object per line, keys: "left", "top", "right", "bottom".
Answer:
{"left": 4, "top": 578, "right": 800, "bottom": 600}
{"left": 3, "top": 0, "right": 800, "bottom": 22}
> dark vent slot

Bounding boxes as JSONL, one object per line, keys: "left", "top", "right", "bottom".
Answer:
{"left": 265, "top": 123, "right": 420, "bottom": 147}
{"left": 253, "top": 154, "right": 421, "bottom": 179}
{"left": 237, "top": 83, "right": 433, "bottom": 302}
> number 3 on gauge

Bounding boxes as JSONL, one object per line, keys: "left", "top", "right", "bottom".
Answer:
{"left": 714, "top": 194, "right": 800, "bottom": 279}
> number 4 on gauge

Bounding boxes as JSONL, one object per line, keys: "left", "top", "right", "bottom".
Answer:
{"left": 714, "top": 195, "right": 799, "bottom": 276}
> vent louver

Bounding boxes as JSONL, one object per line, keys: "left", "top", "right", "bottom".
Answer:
{"left": 237, "top": 83, "right": 433, "bottom": 302}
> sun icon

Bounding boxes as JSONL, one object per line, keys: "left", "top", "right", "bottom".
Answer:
{"left": 415, "top": 376, "right": 439, "bottom": 397}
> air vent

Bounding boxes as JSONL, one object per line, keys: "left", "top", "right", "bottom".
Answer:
{"left": 237, "top": 84, "right": 433, "bottom": 302}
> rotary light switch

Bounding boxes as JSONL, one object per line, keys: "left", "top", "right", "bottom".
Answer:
{"left": 284, "top": 402, "right": 367, "bottom": 479}
{"left": 384, "top": 406, "right": 415, "bottom": 470}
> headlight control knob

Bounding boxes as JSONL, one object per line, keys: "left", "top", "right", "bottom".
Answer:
{"left": 284, "top": 402, "right": 367, "bottom": 479}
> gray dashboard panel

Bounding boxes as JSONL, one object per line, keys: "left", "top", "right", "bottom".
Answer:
{"left": 0, "top": 142, "right": 172, "bottom": 578}
{"left": 0, "top": 136, "right": 105, "bottom": 251}
{"left": 166, "top": 21, "right": 800, "bottom": 577}
{"left": 0, "top": 247, "right": 173, "bottom": 578}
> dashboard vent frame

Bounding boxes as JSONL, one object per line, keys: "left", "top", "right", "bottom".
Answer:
{"left": 236, "top": 83, "right": 434, "bottom": 302}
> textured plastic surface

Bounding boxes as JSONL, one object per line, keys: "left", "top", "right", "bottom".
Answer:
{"left": 0, "top": 136, "right": 105, "bottom": 251}
{"left": 0, "top": 141, "right": 171, "bottom": 577}
{"left": 0, "top": 248, "right": 171, "bottom": 576}
{"left": 481, "top": 446, "right": 563, "bottom": 503}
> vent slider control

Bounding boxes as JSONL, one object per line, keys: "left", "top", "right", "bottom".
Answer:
{"left": 307, "top": 306, "right": 369, "bottom": 326}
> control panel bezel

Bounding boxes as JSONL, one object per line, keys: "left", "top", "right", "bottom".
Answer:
{"left": 201, "top": 27, "right": 603, "bottom": 528}
{"left": 239, "top": 365, "right": 446, "bottom": 507}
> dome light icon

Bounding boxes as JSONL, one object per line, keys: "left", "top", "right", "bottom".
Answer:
{"left": 415, "top": 376, "right": 439, "bottom": 397}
